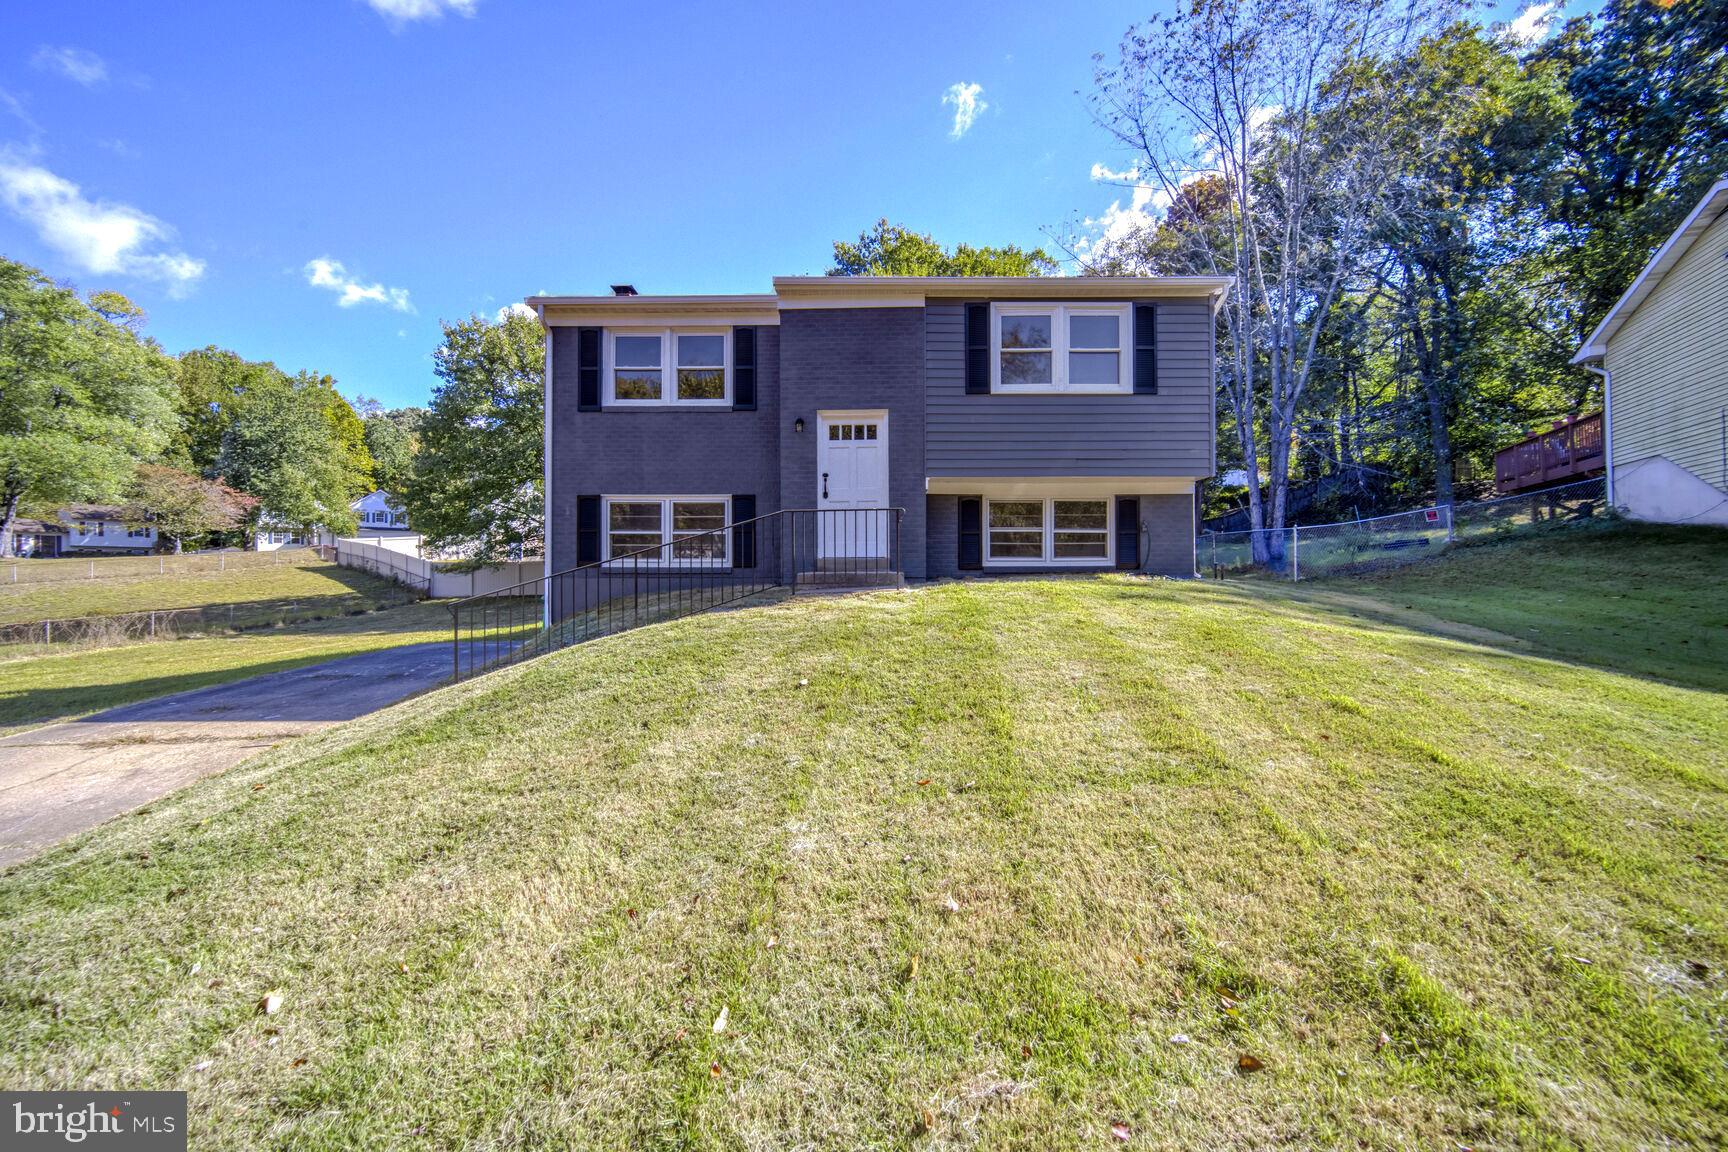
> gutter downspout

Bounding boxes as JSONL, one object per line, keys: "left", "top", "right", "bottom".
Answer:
{"left": 1583, "top": 362, "right": 1614, "bottom": 510}
{"left": 540, "top": 302, "right": 552, "bottom": 629}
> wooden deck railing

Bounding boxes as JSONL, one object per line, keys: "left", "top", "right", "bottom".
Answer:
{"left": 1494, "top": 412, "right": 1605, "bottom": 494}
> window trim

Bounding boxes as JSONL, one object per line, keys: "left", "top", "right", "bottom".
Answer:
{"left": 601, "top": 494, "right": 732, "bottom": 567}
{"left": 983, "top": 497, "right": 1115, "bottom": 567}
{"left": 604, "top": 328, "right": 732, "bottom": 407}
{"left": 989, "top": 302, "right": 1131, "bottom": 394}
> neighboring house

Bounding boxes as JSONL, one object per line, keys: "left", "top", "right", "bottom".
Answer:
{"left": 58, "top": 505, "right": 157, "bottom": 554}
{"left": 9, "top": 518, "right": 67, "bottom": 558}
{"left": 533, "top": 275, "right": 1228, "bottom": 596}
{"left": 1574, "top": 175, "right": 1728, "bottom": 527}
{"left": 258, "top": 491, "right": 417, "bottom": 551}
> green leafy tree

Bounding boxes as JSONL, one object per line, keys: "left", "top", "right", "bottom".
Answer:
{"left": 0, "top": 259, "right": 177, "bottom": 557}
{"left": 124, "top": 463, "right": 255, "bottom": 553}
{"left": 829, "top": 220, "right": 1059, "bottom": 276}
{"left": 305, "top": 374, "right": 374, "bottom": 499}
{"left": 1535, "top": 0, "right": 1728, "bottom": 331}
{"left": 406, "top": 312, "right": 543, "bottom": 562}
{"left": 171, "top": 346, "right": 292, "bottom": 475}
{"left": 355, "top": 398, "right": 424, "bottom": 496}
{"left": 214, "top": 376, "right": 358, "bottom": 543}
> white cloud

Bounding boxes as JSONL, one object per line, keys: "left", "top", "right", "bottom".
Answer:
{"left": 305, "top": 257, "right": 414, "bottom": 312}
{"left": 496, "top": 301, "right": 535, "bottom": 322}
{"left": 365, "top": 0, "right": 479, "bottom": 23}
{"left": 0, "top": 156, "right": 204, "bottom": 291}
{"left": 942, "top": 82, "right": 987, "bottom": 139}
{"left": 1505, "top": 3, "right": 1562, "bottom": 46}
{"left": 31, "top": 46, "right": 108, "bottom": 87}
{"left": 1076, "top": 163, "right": 1170, "bottom": 258}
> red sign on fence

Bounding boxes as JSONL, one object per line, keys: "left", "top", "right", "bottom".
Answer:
{"left": 1424, "top": 509, "right": 1441, "bottom": 523}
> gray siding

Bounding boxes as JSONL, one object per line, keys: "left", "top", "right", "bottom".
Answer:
{"left": 778, "top": 308, "right": 928, "bottom": 579}
{"left": 547, "top": 325, "right": 781, "bottom": 576}
{"left": 924, "top": 299, "right": 1215, "bottom": 477}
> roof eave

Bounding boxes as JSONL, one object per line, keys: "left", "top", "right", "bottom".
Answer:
{"left": 1572, "top": 175, "right": 1728, "bottom": 361}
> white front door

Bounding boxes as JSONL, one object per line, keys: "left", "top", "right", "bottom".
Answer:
{"left": 817, "top": 411, "right": 889, "bottom": 560}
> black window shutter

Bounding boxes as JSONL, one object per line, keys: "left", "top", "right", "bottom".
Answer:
{"left": 1133, "top": 305, "right": 1157, "bottom": 394}
{"left": 732, "top": 327, "right": 757, "bottom": 411}
{"left": 577, "top": 495, "right": 601, "bottom": 564}
{"left": 1116, "top": 497, "right": 1140, "bottom": 569}
{"left": 964, "top": 304, "right": 990, "bottom": 394}
{"left": 958, "top": 497, "right": 983, "bottom": 570}
{"left": 731, "top": 494, "right": 756, "bottom": 567}
{"left": 577, "top": 328, "right": 602, "bottom": 411}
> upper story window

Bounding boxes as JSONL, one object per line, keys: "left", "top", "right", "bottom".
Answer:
{"left": 992, "top": 303, "right": 1129, "bottom": 393}
{"left": 606, "top": 330, "right": 730, "bottom": 406}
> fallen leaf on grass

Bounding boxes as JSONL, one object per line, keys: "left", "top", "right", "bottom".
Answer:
{"left": 712, "top": 1006, "right": 729, "bottom": 1034}
{"left": 1376, "top": 1030, "right": 1391, "bottom": 1052}
{"left": 1111, "top": 1121, "right": 1133, "bottom": 1142}
{"left": 907, "top": 953, "right": 920, "bottom": 981}
{"left": 916, "top": 779, "right": 931, "bottom": 788}
{"left": 709, "top": 1062, "right": 722, "bottom": 1078}
{"left": 1237, "top": 1054, "right": 1264, "bottom": 1073}
{"left": 1170, "top": 1033, "right": 1191, "bottom": 1045}
{"left": 259, "top": 990, "right": 283, "bottom": 1016}
{"left": 766, "top": 933, "right": 778, "bottom": 949}
{"left": 626, "top": 907, "right": 638, "bottom": 921}
{"left": 252, "top": 783, "right": 265, "bottom": 792}
{"left": 942, "top": 895, "right": 960, "bottom": 915}
{"left": 190, "top": 1060, "right": 213, "bottom": 1073}
{"left": 291, "top": 1057, "right": 308, "bottom": 1068}
{"left": 917, "top": 1108, "right": 936, "bottom": 1134}
{"left": 1020, "top": 1043, "right": 1032, "bottom": 1058}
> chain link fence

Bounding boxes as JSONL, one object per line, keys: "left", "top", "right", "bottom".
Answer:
{"left": 0, "top": 592, "right": 416, "bottom": 652}
{"left": 3, "top": 547, "right": 335, "bottom": 587}
{"left": 1200, "top": 477, "right": 1607, "bottom": 580}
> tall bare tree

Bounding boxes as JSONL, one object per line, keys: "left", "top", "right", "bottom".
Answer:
{"left": 1087, "top": 0, "right": 1453, "bottom": 557}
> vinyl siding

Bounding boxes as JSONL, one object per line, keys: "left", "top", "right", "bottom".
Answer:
{"left": 1604, "top": 206, "right": 1728, "bottom": 491}
{"left": 924, "top": 299, "right": 1215, "bottom": 477}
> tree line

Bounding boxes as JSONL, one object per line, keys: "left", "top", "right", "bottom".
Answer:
{"left": 1073, "top": 0, "right": 1726, "bottom": 538}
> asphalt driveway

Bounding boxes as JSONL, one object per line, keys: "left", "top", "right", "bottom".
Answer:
{"left": 0, "top": 641, "right": 451, "bottom": 866}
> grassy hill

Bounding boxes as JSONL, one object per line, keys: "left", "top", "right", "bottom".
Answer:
{"left": 1, "top": 525, "right": 1724, "bottom": 1149}
{"left": 0, "top": 555, "right": 417, "bottom": 627}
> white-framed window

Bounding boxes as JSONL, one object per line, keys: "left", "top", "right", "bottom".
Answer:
{"left": 985, "top": 498, "right": 1113, "bottom": 565}
{"left": 602, "top": 496, "right": 731, "bottom": 565}
{"left": 991, "top": 303, "right": 1129, "bottom": 393}
{"left": 605, "top": 329, "right": 730, "bottom": 406}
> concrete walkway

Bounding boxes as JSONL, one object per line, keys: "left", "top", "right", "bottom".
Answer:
{"left": 0, "top": 641, "right": 451, "bottom": 866}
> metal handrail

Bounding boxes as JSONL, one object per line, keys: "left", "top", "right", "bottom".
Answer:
{"left": 448, "top": 506, "right": 905, "bottom": 682}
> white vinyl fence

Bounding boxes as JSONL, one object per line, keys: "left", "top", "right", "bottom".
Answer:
{"left": 1200, "top": 477, "right": 1607, "bottom": 580}
{"left": 333, "top": 537, "right": 542, "bottom": 599}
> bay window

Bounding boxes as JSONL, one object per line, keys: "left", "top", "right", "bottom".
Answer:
{"left": 992, "top": 304, "right": 1129, "bottom": 393}
{"left": 606, "top": 330, "right": 730, "bottom": 405}
{"left": 604, "top": 496, "right": 731, "bottom": 565}
{"left": 985, "top": 498, "right": 1113, "bottom": 565}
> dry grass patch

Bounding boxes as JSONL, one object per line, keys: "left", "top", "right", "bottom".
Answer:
{"left": 1, "top": 546, "right": 1724, "bottom": 1149}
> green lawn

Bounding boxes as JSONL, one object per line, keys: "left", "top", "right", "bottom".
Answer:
{"left": 0, "top": 600, "right": 454, "bottom": 734}
{"left": 0, "top": 557, "right": 416, "bottom": 626}
{"left": 1, "top": 528, "right": 1724, "bottom": 1149}
{"left": 1317, "top": 520, "right": 1728, "bottom": 692}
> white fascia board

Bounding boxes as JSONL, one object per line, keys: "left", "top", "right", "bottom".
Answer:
{"left": 927, "top": 476, "right": 1202, "bottom": 498}
{"left": 1572, "top": 176, "right": 1728, "bottom": 364}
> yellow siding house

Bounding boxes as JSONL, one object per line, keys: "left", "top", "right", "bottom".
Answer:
{"left": 1574, "top": 176, "right": 1728, "bottom": 526}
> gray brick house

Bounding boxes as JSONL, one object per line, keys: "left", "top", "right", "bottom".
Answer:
{"left": 532, "top": 276, "right": 1228, "bottom": 592}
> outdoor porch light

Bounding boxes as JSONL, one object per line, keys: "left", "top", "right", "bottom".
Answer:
{"left": 794, "top": 417, "right": 805, "bottom": 433}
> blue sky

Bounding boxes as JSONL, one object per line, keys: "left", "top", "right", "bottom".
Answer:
{"left": 0, "top": 0, "right": 1561, "bottom": 409}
